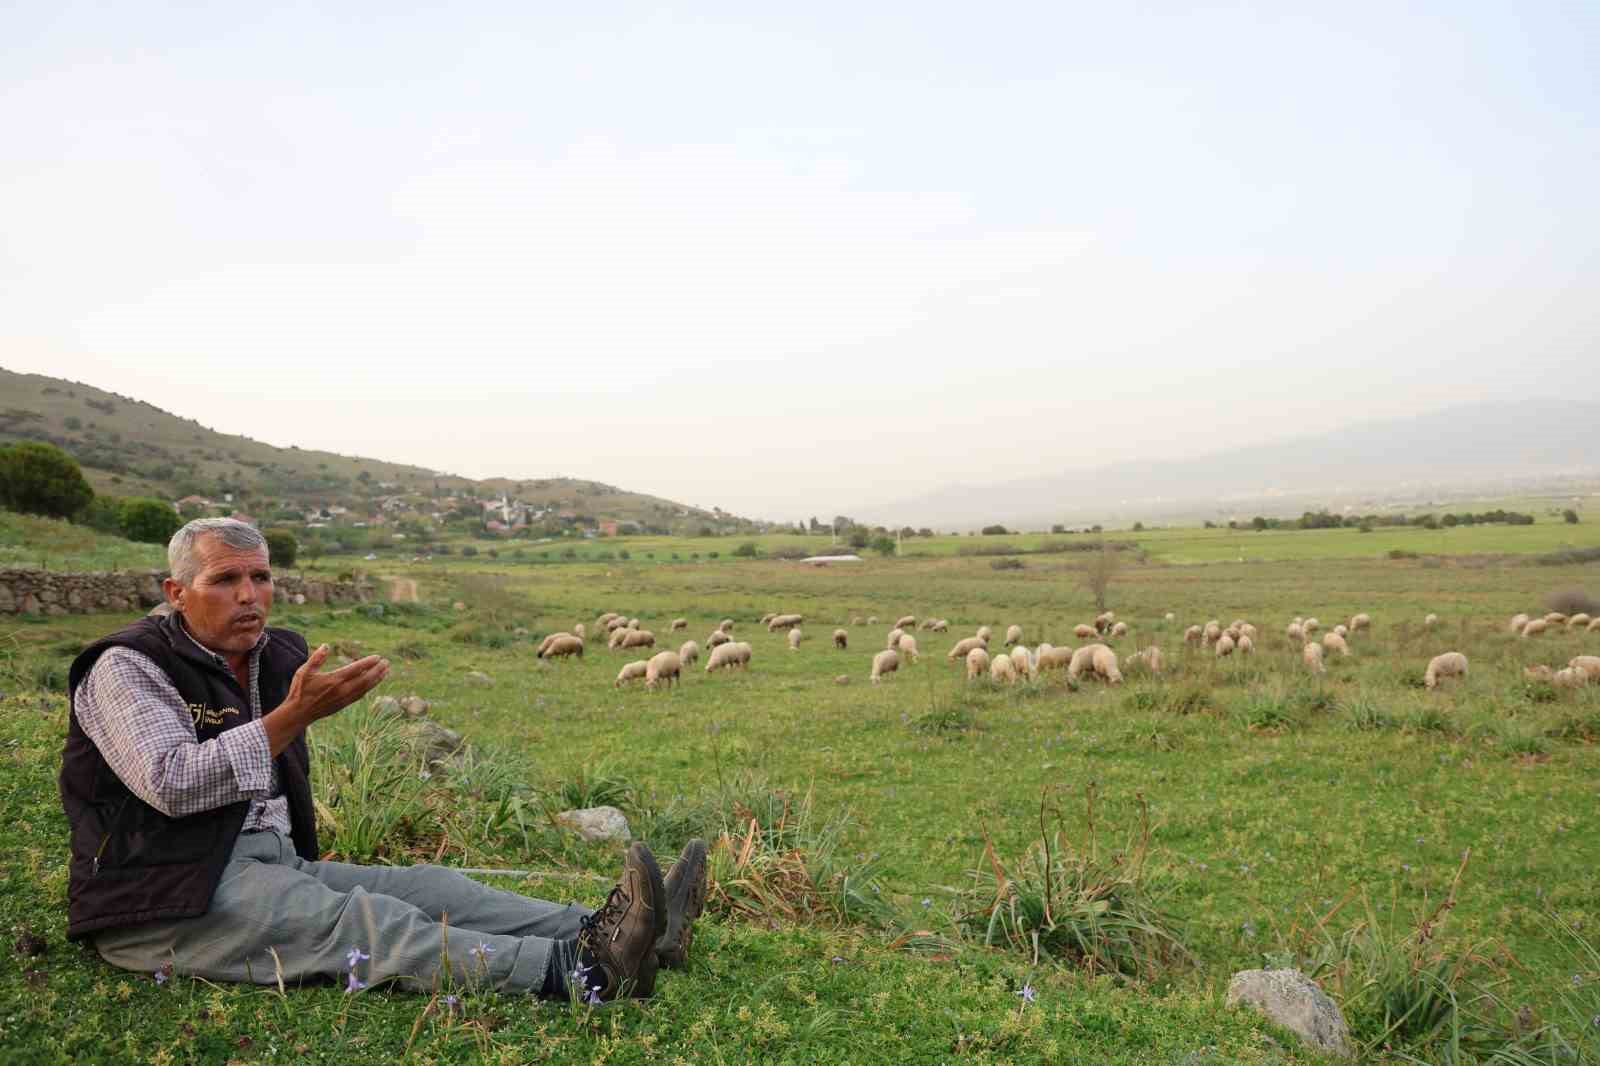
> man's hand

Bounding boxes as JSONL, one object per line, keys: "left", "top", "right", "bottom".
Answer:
{"left": 263, "top": 645, "right": 390, "bottom": 755}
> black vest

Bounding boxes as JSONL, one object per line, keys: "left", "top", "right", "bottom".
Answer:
{"left": 60, "top": 613, "right": 318, "bottom": 940}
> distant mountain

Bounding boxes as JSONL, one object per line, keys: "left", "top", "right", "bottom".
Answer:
{"left": 876, "top": 398, "right": 1600, "bottom": 530}
{"left": 0, "top": 367, "right": 749, "bottom": 531}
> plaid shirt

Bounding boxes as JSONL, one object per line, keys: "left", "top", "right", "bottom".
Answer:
{"left": 74, "top": 621, "right": 291, "bottom": 835}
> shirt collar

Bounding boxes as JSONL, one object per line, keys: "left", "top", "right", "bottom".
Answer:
{"left": 176, "top": 614, "right": 269, "bottom": 665}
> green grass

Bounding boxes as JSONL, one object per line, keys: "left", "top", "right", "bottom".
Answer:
{"left": 0, "top": 510, "right": 166, "bottom": 572}
{"left": 4, "top": 547, "right": 1599, "bottom": 1062}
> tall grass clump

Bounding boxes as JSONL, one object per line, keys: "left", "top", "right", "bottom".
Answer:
{"left": 309, "top": 702, "right": 434, "bottom": 862}
{"left": 953, "top": 787, "right": 1191, "bottom": 983}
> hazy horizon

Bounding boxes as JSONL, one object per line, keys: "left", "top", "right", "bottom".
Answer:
{"left": 4, "top": 3, "right": 1597, "bottom": 518}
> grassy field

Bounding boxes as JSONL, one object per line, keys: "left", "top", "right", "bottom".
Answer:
{"left": 3, "top": 534, "right": 1600, "bottom": 1063}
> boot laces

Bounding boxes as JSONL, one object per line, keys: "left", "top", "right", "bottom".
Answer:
{"left": 579, "top": 883, "right": 633, "bottom": 946}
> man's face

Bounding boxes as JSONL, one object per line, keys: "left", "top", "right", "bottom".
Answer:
{"left": 164, "top": 536, "right": 274, "bottom": 657}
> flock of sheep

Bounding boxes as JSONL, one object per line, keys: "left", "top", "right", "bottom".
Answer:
{"left": 530, "top": 606, "right": 1600, "bottom": 696}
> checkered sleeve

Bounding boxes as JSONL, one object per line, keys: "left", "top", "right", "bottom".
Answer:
{"left": 75, "top": 647, "right": 275, "bottom": 818}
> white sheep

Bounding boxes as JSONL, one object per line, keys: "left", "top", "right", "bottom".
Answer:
{"left": 539, "top": 635, "right": 584, "bottom": 660}
{"left": 1522, "top": 619, "right": 1549, "bottom": 638}
{"left": 1215, "top": 634, "right": 1236, "bottom": 658}
{"left": 898, "top": 633, "right": 920, "bottom": 664}
{"left": 645, "top": 651, "right": 682, "bottom": 690}
{"left": 608, "top": 628, "right": 630, "bottom": 650}
{"left": 705, "top": 641, "right": 752, "bottom": 672}
{"left": 670, "top": 618, "right": 688, "bottom": 632}
{"left": 1553, "top": 667, "right": 1589, "bottom": 690}
{"left": 1075, "top": 624, "right": 1097, "bottom": 640}
{"left": 720, "top": 619, "right": 735, "bottom": 633}
{"left": 1091, "top": 645, "right": 1123, "bottom": 685}
{"left": 1202, "top": 621, "right": 1222, "bottom": 646}
{"left": 1130, "top": 646, "right": 1163, "bottom": 675}
{"left": 1590, "top": 618, "right": 1600, "bottom": 632}
{"left": 1110, "top": 621, "right": 1129, "bottom": 639}
{"left": 976, "top": 625, "right": 993, "bottom": 642}
{"left": 965, "top": 647, "right": 991, "bottom": 681}
{"left": 788, "top": 628, "right": 803, "bottom": 650}
{"left": 574, "top": 623, "right": 586, "bottom": 640}
{"left": 1568, "top": 655, "right": 1600, "bottom": 681}
{"left": 1568, "top": 613, "right": 1592, "bottom": 629}
{"left": 895, "top": 614, "right": 917, "bottom": 631}
{"left": 626, "top": 618, "right": 640, "bottom": 630}
{"left": 947, "top": 636, "right": 988, "bottom": 662}
{"left": 1237, "top": 634, "right": 1254, "bottom": 656}
{"left": 606, "top": 616, "right": 629, "bottom": 633}
{"left": 870, "top": 648, "right": 900, "bottom": 684}
{"left": 1423, "top": 613, "right": 1439, "bottom": 628}
{"left": 1545, "top": 612, "right": 1569, "bottom": 626}
{"left": 1164, "top": 612, "right": 1176, "bottom": 623}
{"left": 537, "top": 632, "right": 572, "bottom": 657}
{"left": 1239, "top": 623, "right": 1258, "bottom": 643}
{"left": 707, "top": 630, "right": 732, "bottom": 648}
{"left": 990, "top": 653, "right": 1018, "bottom": 685}
{"left": 1303, "top": 642, "right": 1325, "bottom": 675}
{"left": 614, "top": 660, "right": 649, "bottom": 688}
{"left": 1184, "top": 625, "right": 1203, "bottom": 646}
{"left": 1009, "top": 645, "right": 1031, "bottom": 679}
{"left": 1035, "top": 645, "right": 1073, "bottom": 674}
{"left": 767, "top": 613, "right": 803, "bottom": 631}
{"left": 1332, "top": 624, "right": 1348, "bottom": 639}
{"left": 928, "top": 619, "right": 949, "bottom": 632}
{"left": 1509, "top": 613, "right": 1530, "bottom": 634}
{"left": 1004, "top": 624, "right": 1023, "bottom": 647}
{"left": 833, "top": 628, "right": 848, "bottom": 649}
{"left": 1423, "top": 652, "right": 1466, "bottom": 690}
{"left": 679, "top": 640, "right": 700, "bottom": 666}
{"left": 1286, "top": 622, "right": 1304, "bottom": 644}
{"left": 1323, "top": 632, "right": 1350, "bottom": 658}
{"left": 1094, "top": 611, "right": 1115, "bottom": 633}
{"left": 1302, "top": 617, "right": 1320, "bottom": 636}
{"left": 596, "top": 612, "right": 620, "bottom": 628}
{"left": 886, "top": 627, "right": 905, "bottom": 651}
{"left": 850, "top": 616, "right": 863, "bottom": 626}
{"left": 1349, "top": 613, "right": 1372, "bottom": 633}
{"left": 619, "top": 629, "right": 656, "bottom": 650}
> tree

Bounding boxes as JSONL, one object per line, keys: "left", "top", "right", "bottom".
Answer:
{"left": 981, "top": 524, "right": 1009, "bottom": 536}
{"left": 1564, "top": 509, "right": 1580, "bottom": 525}
{"left": 1082, "top": 540, "right": 1121, "bottom": 613}
{"left": 848, "top": 530, "right": 869, "bottom": 549}
{"left": 263, "top": 528, "right": 298, "bottom": 568}
{"left": 733, "top": 541, "right": 760, "bottom": 558}
{"left": 0, "top": 441, "right": 94, "bottom": 518}
{"left": 118, "top": 497, "right": 182, "bottom": 544}
{"left": 870, "top": 535, "right": 897, "bottom": 557}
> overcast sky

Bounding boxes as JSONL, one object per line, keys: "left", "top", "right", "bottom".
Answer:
{"left": 3, "top": 2, "right": 1596, "bottom": 519}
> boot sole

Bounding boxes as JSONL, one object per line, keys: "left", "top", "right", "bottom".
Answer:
{"left": 657, "top": 839, "right": 708, "bottom": 969}
{"left": 630, "top": 842, "right": 667, "bottom": 997}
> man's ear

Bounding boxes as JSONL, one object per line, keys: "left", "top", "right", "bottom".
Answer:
{"left": 162, "top": 577, "right": 184, "bottom": 610}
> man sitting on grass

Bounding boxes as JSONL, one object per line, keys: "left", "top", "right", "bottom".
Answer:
{"left": 60, "top": 517, "right": 706, "bottom": 1001}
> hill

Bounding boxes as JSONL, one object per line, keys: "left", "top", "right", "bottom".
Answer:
{"left": 876, "top": 397, "right": 1600, "bottom": 529}
{"left": 0, "top": 367, "right": 751, "bottom": 534}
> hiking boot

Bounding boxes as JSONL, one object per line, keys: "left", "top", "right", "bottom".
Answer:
{"left": 656, "top": 838, "right": 708, "bottom": 970}
{"left": 574, "top": 842, "right": 666, "bottom": 1001}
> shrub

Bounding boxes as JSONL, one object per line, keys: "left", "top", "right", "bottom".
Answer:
{"left": 1083, "top": 540, "right": 1121, "bottom": 612}
{"left": 1544, "top": 586, "right": 1599, "bottom": 617}
{"left": 733, "top": 541, "right": 760, "bottom": 558}
{"left": 461, "top": 545, "right": 478, "bottom": 557}
{"left": 117, "top": 497, "right": 182, "bottom": 544}
{"left": 80, "top": 496, "right": 124, "bottom": 535}
{"left": 262, "top": 527, "right": 298, "bottom": 568}
{"left": 1564, "top": 508, "right": 1580, "bottom": 524}
{"left": 0, "top": 441, "right": 94, "bottom": 519}
{"left": 870, "top": 536, "right": 896, "bottom": 557}
{"left": 990, "top": 557, "right": 1024, "bottom": 571}
{"left": 980, "top": 524, "right": 1009, "bottom": 536}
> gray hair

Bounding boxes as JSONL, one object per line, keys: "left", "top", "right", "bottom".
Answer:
{"left": 168, "top": 518, "right": 268, "bottom": 585}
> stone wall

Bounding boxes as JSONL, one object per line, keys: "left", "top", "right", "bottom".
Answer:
{"left": 0, "top": 569, "right": 374, "bottom": 616}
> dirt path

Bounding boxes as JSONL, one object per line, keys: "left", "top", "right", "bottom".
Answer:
{"left": 387, "top": 577, "right": 419, "bottom": 603}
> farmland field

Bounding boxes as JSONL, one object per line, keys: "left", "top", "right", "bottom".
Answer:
{"left": 3, "top": 532, "right": 1599, "bottom": 1064}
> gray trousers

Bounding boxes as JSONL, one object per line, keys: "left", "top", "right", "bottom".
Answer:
{"left": 94, "top": 830, "right": 592, "bottom": 994}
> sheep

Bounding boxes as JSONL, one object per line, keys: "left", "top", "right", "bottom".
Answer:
{"left": 1202, "top": 621, "right": 1222, "bottom": 646}
{"left": 720, "top": 619, "right": 735, "bottom": 633}
{"left": 1130, "top": 646, "right": 1164, "bottom": 675}
{"left": 835, "top": 675, "right": 850, "bottom": 685}
{"left": 1524, "top": 665, "right": 1555, "bottom": 682}
{"left": 645, "top": 651, "right": 682, "bottom": 690}
{"left": 886, "top": 627, "right": 906, "bottom": 651}
{"left": 990, "top": 653, "right": 1019, "bottom": 685}
{"left": 705, "top": 641, "right": 751, "bottom": 673}
{"left": 1075, "top": 624, "right": 1097, "bottom": 640}
{"left": 1553, "top": 667, "right": 1589, "bottom": 690}
{"left": 607, "top": 628, "right": 630, "bottom": 650}
{"left": 976, "top": 625, "right": 993, "bottom": 642}
{"left": 536, "top": 632, "right": 571, "bottom": 656}
{"left": 1164, "top": 612, "right": 1177, "bottom": 623}
{"left": 895, "top": 615, "right": 917, "bottom": 631}
{"left": 1423, "top": 651, "right": 1467, "bottom": 689}
{"left": 1332, "top": 624, "right": 1348, "bottom": 639}
{"left": 1522, "top": 619, "right": 1549, "bottom": 638}
{"left": 759, "top": 613, "right": 775, "bottom": 626}
{"left": 1303, "top": 642, "right": 1325, "bottom": 675}
{"left": 866, "top": 616, "right": 878, "bottom": 625}
{"left": 1005, "top": 624, "right": 1023, "bottom": 647}
{"left": 965, "top": 647, "right": 991, "bottom": 681}
{"left": 767, "top": 613, "right": 803, "bottom": 631}
{"left": 1302, "top": 618, "right": 1320, "bottom": 636}
{"left": 898, "top": 633, "right": 920, "bottom": 664}
{"left": 1569, "top": 655, "right": 1600, "bottom": 681}
{"left": 1009, "top": 645, "right": 1031, "bottom": 678}
{"left": 1424, "top": 613, "right": 1439, "bottom": 628}
{"left": 1322, "top": 632, "right": 1350, "bottom": 658}
{"left": 1066, "top": 644, "right": 1102, "bottom": 683}
{"left": 1224, "top": 625, "right": 1242, "bottom": 642}
{"left": 619, "top": 629, "right": 656, "bottom": 650}
{"left": 1237, "top": 635, "right": 1254, "bottom": 655}
{"left": 833, "top": 628, "right": 848, "bottom": 649}
{"left": 707, "top": 630, "right": 732, "bottom": 648}
{"left": 850, "top": 616, "right": 863, "bottom": 626}
{"left": 870, "top": 649, "right": 900, "bottom": 684}
{"left": 1569, "top": 613, "right": 1592, "bottom": 629}
{"left": 728, "top": 642, "right": 753, "bottom": 667}
{"left": 614, "top": 660, "right": 649, "bottom": 688}
{"left": 1545, "top": 612, "right": 1569, "bottom": 626}
{"left": 1286, "top": 622, "right": 1304, "bottom": 644}
{"left": 679, "top": 640, "right": 700, "bottom": 666}
{"left": 627, "top": 618, "right": 640, "bottom": 629}
{"left": 1590, "top": 618, "right": 1600, "bottom": 632}
{"left": 1215, "top": 634, "right": 1236, "bottom": 658}
{"left": 1509, "top": 613, "right": 1530, "bottom": 634}
{"left": 928, "top": 619, "right": 949, "bottom": 633}
{"left": 1110, "top": 621, "right": 1129, "bottom": 639}
{"left": 670, "top": 618, "right": 688, "bottom": 632}
{"left": 1349, "top": 613, "right": 1372, "bottom": 633}
{"left": 947, "top": 636, "right": 988, "bottom": 662}
{"left": 1184, "top": 625, "right": 1203, "bottom": 646}
{"left": 1091, "top": 645, "right": 1123, "bottom": 685}
{"left": 574, "top": 623, "right": 586, "bottom": 640}
{"left": 788, "top": 628, "right": 803, "bottom": 650}
{"left": 1094, "top": 611, "right": 1115, "bottom": 633}
{"left": 596, "top": 612, "right": 620, "bottom": 628}
{"left": 606, "top": 616, "right": 629, "bottom": 633}
{"left": 539, "top": 635, "right": 584, "bottom": 660}
{"left": 1036, "top": 645, "right": 1074, "bottom": 673}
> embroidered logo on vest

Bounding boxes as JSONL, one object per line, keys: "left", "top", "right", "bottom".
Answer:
{"left": 188, "top": 703, "right": 243, "bottom": 729}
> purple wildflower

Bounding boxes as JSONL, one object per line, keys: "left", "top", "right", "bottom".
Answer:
{"left": 345, "top": 946, "right": 370, "bottom": 970}
{"left": 470, "top": 941, "right": 495, "bottom": 963}
{"left": 1016, "top": 984, "right": 1036, "bottom": 1006}
{"left": 153, "top": 969, "right": 168, "bottom": 986}
{"left": 345, "top": 971, "right": 366, "bottom": 994}
{"left": 584, "top": 988, "right": 603, "bottom": 1006}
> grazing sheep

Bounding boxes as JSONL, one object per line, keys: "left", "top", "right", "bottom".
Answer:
{"left": 574, "top": 623, "right": 586, "bottom": 640}
{"left": 1091, "top": 645, "right": 1123, "bottom": 685}
{"left": 1590, "top": 618, "right": 1600, "bottom": 632}
{"left": 895, "top": 615, "right": 917, "bottom": 631}
{"left": 1545, "top": 612, "right": 1569, "bottom": 626}
{"left": 1009, "top": 645, "right": 1031, "bottom": 678}
{"left": 1286, "top": 622, "right": 1304, "bottom": 644}
{"left": 627, "top": 618, "right": 640, "bottom": 630}
{"left": 1066, "top": 644, "right": 1101, "bottom": 683}
{"left": 1424, "top": 652, "right": 1467, "bottom": 689}
{"left": 898, "top": 633, "right": 919, "bottom": 663}
{"left": 1509, "top": 613, "right": 1530, "bottom": 634}
{"left": 990, "top": 653, "right": 1019, "bottom": 685}
{"left": 1202, "top": 621, "right": 1222, "bottom": 646}
{"left": 928, "top": 619, "right": 949, "bottom": 633}
{"left": 866, "top": 616, "right": 879, "bottom": 625}
{"left": 1184, "top": 625, "right": 1203, "bottom": 646}
{"left": 679, "top": 640, "right": 700, "bottom": 666}
{"left": 1303, "top": 642, "right": 1325, "bottom": 675}
{"left": 1237, "top": 635, "right": 1254, "bottom": 655}
{"left": 705, "top": 641, "right": 751, "bottom": 673}
{"left": 536, "top": 632, "right": 570, "bottom": 657}
{"left": 1093, "top": 612, "right": 1115, "bottom": 633}
{"left": 1424, "top": 613, "right": 1439, "bottom": 628}
{"left": 760, "top": 613, "right": 775, "bottom": 626}
{"left": 1005, "top": 624, "right": 1023, "bottom": 647}
{"left": 539, "top": 635, "right": 584, "bottom": 660}
{"left": 1036, "top": 645, "right": 1074, "bottom": 674}
{"left": 1164, "top": 612, "right": 1176, "bottom": 623}
{"left": 1301, "top": 618, "right": 1320, "bottom": 635}
{"left": 1110, "top": 621, "right": 1129, "bottom": 639}
{"left": 835, "top": 675, "right": 850, "bottom": 685}
{"left": 1332, "top": 624, "right": 1348, "bottom": 639}
{"left": 976, "top": 625, "right": 993, "bottom": 642}
{"left": 1568, "top": 655, "right": 1600, "bottom": 680}
{"left": 615, "top": 660, "right": 649, "bottom": 688}
{"left": 670, "top": 618, "right": 688, "bottom": 632}
{"left": 1130, "top": 646, "right": 1164, "bottom": 675}
{"left": 1524, "top": 665, "right": 1555, "bottom": 682}
{"left": 596, "top": 612, "right": 620, "bottom": 628}
{"left": 720, "top": 619, "right": 735, "bottom": 633}
{"left": 833, "top": 628, "right": 848, "bottom": 649}
{"left": 1554, "top": 667, "right": 1589, "bottom": 690}
{"left": 1522, "top": 619, "right": 1549, "bottom": 638}
{"left": 645, "top": 651, "right": 682, "bottom": 690}
{"left": 1075, "top": 624, "right": 1097, "bottom": 640}
{"left": 768, "top": 613, "right": 803, "bottom": 631}
{"left": 607, "top": 628, "right": 629, "bottom": 650}
{"left": 620, "top": 629, "right": 656, "bottom": 650}
{"left": 707, "top": 630, "right": 732, "bottom": 648}
{"left": 947, "top": 636, "right": 988, "bottom": 662}
{"left": 1569, "top": 613, "right": 1592, "bottom": 629}
{"left": 850, "top": 616, "right": 863, "bottom": 626}
{"left": 1224, "top": 625, "right": 1242, "bottom": 642}
{"left": 729, "top": 642, "right": 752, "bottom": 667}
{"left": 1323, "top": 632, "right": 1350, "bottom": 658}
{"left": 886, "top": 627, "right": 906, "bottom": 651}
{"left": 1215, "top": 634, "right": 1236, "bottom": 658}
{"left": 965, "top": 647, "right": 991, "bottom": 681}
{"left": 870, "top": 649, "right": 900, "bottom": 684}
{"left": 1349, "top": 613, "right": 1372, "bottom": 633}
{"left": 606, "top": 616, "right": 629, "bottom": 633}
{"left": 788, "top": 628, "right": 803, "bottom": 650}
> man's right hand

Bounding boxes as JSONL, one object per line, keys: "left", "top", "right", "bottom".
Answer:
{"left": 264, "top": 645, "right": 390, "bottom": 755}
